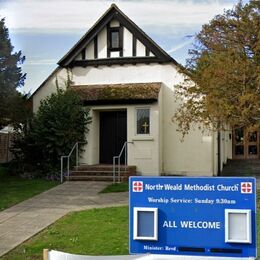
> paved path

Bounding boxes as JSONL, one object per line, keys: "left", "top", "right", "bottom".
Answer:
{"left": 0, "top": 181, "right": 128, "bottom": 257}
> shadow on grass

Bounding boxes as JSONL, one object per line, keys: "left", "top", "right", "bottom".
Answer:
{"left": 99, "top": 182, "right": 129, "bottom": 193}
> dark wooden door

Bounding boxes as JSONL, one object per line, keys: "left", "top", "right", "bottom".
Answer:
{"left": 233, "top": 127, "right": 259, "bottom": 159}
{"left": 100, "top": 111, "right": 127, "bottom": 164}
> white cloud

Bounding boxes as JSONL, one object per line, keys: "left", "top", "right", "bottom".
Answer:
{"left": 1, "top": 0, "right": 235, "bottom": 35}
{"left": 24, "top": 58, "right": 57, "bottom": 66}
{"left": 167, "top": 38, "right": 194, "bottom": 53}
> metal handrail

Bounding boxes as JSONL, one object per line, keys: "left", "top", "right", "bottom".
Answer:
{"left": 113, "top": 141, "right": 133, "bottom": 183}
{"left": 60, "top": 141, "right": 86, "bottom": 183}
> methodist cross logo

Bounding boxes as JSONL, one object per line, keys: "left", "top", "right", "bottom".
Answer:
{"left": 241, "top": 182, "right": 252, "bottom": 194}
{"left": 133, "top": 181, "right": 143, "bottom": 192}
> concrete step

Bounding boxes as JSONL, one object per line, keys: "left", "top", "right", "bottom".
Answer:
{"left": 69, "top": 170, "right": 132, "bottom": 176}
{"left": 65, "top": 175, "right": 129, "bottom": 182}
{"left": 222, "top": 159, "right": 260, "bottom": 176}
{"left": 65, "top": 164, "right": 137, "bottom": 181}
{"left": 74, "top": 164, "right": 136, "bottom": 172}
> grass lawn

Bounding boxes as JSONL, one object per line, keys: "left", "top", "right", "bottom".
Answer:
{"left": 100, "top": 182, "right": 129, "bottom": 193}
{"left": 1, "top": 207, "right": 129, "bottom": 260}
{"left": 0, "top": 165, "right": 59, "bottom": 211}
{"left": 2, "top": 205, "right": 259, "bottom": 260}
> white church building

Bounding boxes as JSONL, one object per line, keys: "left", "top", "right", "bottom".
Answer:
{"left": 31, "top": 4, "right": 250, "bottom": 178}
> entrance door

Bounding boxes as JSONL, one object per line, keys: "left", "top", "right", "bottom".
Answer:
{"left": 233, "top": 127, "right": 259, "bottom": 159}
{"left": 99, "top": 111, "right": 127, "bottom": 164}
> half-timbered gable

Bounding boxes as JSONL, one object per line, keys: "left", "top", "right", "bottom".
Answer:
{"left": 58, "top": 4, "right": 175, "bottom": 68}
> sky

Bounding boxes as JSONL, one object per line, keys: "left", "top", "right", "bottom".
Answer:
{"left": 0, "top": 0, "right": 243, "bottom": 94}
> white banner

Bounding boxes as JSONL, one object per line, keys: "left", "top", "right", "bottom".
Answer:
{"left": 44, "top": 250, "right": 255, "bottom": 260}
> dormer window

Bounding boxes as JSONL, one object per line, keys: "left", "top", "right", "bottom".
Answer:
{"left": 107, "top": 26, "right": 123, "bottom": 56}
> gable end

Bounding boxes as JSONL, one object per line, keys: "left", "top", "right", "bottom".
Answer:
{"left": 58, "top": 4, "right": 178, "bottom": 67}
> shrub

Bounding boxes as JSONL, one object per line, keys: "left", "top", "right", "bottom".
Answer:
{"left": 12, "top": 88, "right": 91, "bottom": 178}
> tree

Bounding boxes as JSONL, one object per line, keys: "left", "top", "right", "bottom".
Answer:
{"left": 174, "top": 0, "right": 260, "bottom": 136}
{"left": 12, "top": 88, "right": 91, "bottom": 176}
{"left": 0, "top": 18, "right": 26, "bottom": 128}
{"left": 9, "top": 92, "right": 32, "bottom": 128}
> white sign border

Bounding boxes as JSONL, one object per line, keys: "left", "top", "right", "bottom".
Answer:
{"left": 133, "top": 207, "right": 158, "bottom": 241}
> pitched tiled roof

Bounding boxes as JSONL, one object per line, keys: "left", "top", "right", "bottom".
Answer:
{"left": 70, "top": 83, "right": 161, "bottom": 104}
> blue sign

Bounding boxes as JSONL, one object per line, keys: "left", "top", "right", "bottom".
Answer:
{"left": 129, "top": 177, "right": 257, "bottom": 258}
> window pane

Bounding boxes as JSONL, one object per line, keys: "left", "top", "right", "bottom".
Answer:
{"left": 235, "top": 145, "right": 244, "bottom": 155}
{"left": 235, "top": 128, "right": 244, "bottom": 143}
{"left": 248, "top": 131, "right": 257, "bottom": 142}
{"left": 137, "top": 109, "right": 150, "bottom": 134}
{"left": 137, "top": 211, "right": 154, "bottom": 237}
{"left": 248, "top": 145, "right": 257, "bottom": 155}
{"left": 111, "top": 31, "right": 119, "bottom": 48}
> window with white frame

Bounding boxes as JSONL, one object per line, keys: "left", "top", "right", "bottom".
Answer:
{"left": 136, "top": 108, "right": 150, "bottom": 135}
{"left": 133, "top": 207, "right": 158, "bottom": 241}
{"left": 225, "top": 209, "right": 252, "bottom": 243}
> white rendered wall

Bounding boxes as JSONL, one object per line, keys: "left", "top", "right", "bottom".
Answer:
{"left": 86, "top": 41, "right": 95, "bottom": 59}
{"left": 136, "top": 40, "right": 146, "bottom": 56}
{"left": 32, "top": 68, "right": 67, "bottom": 113}
{"left": 221, "top": 129, "right": 232, "bottom": 167}
{"left": 97, "top": 27, "right": 107, "bottom": 59}
{"left": 71, "top": 64, "right": 164, "bottom": 85}
{"left": 110, "top": 19, "right": 120, "bottom": 27}
{"left": 84, "top": 109, "right": 100, "bottom": 164}
{"left": 220, "top": 128, "right": 233, "bottom": 169}
{"left": 123, "top": 28, "right": 133, "bottom": 57}
{"left": 110, "top": 51, "right": 120, "bottom": 58}
{"left": 158, "top": 87, "right": 163, "bottom": 173}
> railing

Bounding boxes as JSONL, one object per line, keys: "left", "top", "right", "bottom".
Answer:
{"left": 113, "top": 141, "right": 133, "bottom": 183}
{"left": 60, "top": 142, "right": 86, "bottom": 183}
